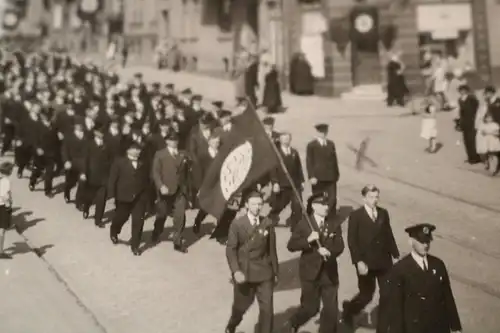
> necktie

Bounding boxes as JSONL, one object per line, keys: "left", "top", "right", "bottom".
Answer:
{"left": 423, "top": 259, "right": 428, "bottom": 271}
{"left": 372, "top": 208, "right": 377, "bottom": 221}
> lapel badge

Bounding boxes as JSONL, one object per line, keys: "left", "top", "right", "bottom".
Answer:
{"left": 432, "top": 269, "right": 436, "bottom": 275}
{"left": 258, "top": 229, "right": 263, "bottom": 235}
{"left": 423, "top": 227, "right": 429, "bottom": 234}
{"left": 263, "top": 230, "right": 269, "bottom": 236}
{"left": 329, "top": 232, "right": 334, "bottom": 238}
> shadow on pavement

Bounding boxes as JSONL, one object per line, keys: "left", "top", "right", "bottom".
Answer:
{"left": 272, "top": 305, "right": 352, "bottom": 333}
{"left": 11, "top": 209, "right": 45, "bottom": 234}
{"left": 4, "top": 242, "right": 54, "bottom": 257}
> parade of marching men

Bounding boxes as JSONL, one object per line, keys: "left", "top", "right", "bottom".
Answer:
{"left": 0, "top": 48, "right": 472, "bottom": 333}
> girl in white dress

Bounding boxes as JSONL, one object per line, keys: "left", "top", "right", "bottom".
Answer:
{"left": 477, "top": 113, "right": 500, "bottom": 174}
{"left": 0, "top": 162, "right": 13, "bottom": 259}
{"left": 421, "top": 103, "right": 438, "bottom": 153}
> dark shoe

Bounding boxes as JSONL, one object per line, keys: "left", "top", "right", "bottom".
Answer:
{"left": 150, "top": 234, "right": 160, "bottom": 244}
{"left": 110, "top": 235, "right": 119, "bottom": 245}
{"left": 342, "top": 301, "right": 354, "bottom": 327}
{"left": 17, "top": 171, "right": 22, "bottom": 179}
{"left": 131, "top": 247, "right": 141, "bottom": 256}
{"left": 283, "top": 321, "right": 298, "bottom": 333}
{"left": 224, "top": 326, "right": 236, "bottom": 333}
{"left": 45, "top": 191, "right": 54, "bottom": 198}
{"left": 0, "top": 253, "right": 12, "bottom": 259}
{"left": 192, "top": 222, "right": 201, "bottom": 234}
{"left": 174, "top": 243, "right": 188, "bottom": 253}
{"left": 64, "top": 194, "right": 71, "bottom": 203}
{"left": 83, "top": 211, "right": 89, "bottom": 219}
{"left": 216, "top": 237, "right": 227, "bottom": 246}
{"left": 28, "top": 183, "right": 35, "bottom": 191}
{"left": 95, "top": 221, "right": 105, "bottom": 228}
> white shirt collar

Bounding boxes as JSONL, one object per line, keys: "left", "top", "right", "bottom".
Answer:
{"left": 411, "top": 251, "right": 428, "bottom": 270}
{"left": 282, "top": 146, "right": 291, "bottom": 155}
{"left": 168, "top": 147, "right": 178, "bottom": 155}
{"left": 247, "top": 213, "right": 259, "bottom": 226}
{"left": 208, "top": 147, "right": 217, "bottom": 158}
{"left": 364, "top": 204, "right": 377, "bottom": 220}
{"left": 317, "top": 137, "right": 326, "bottom": 146}
{"left": 223, "top": 123, "right": 232, "bottom": 131}
{"left": 313, "top": 214, "right": 325, "bottom": 227}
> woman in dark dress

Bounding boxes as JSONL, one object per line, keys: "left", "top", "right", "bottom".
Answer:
{"left": 386, "top": 52, "right": 409, "bottom": 107}
{"left": 289, "top": 52, "right": 314, "bottom": 96}
{"left": 262, "top": 65, "right": 283, "bottom": 114}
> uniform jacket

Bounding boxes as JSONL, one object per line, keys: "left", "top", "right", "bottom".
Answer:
{"left": 270, "top": 146, "right": 304, "bottom": 187}
{"left": 287, "top": 215, "right": 344, "bottom": 284}
{"left": 347, "top": 206, "right": 399, "bottom": 270}
{"left": 378, "top": 254, "right": 461, "bottom": 333}
{"left": 18, "top": 114, "right": 39, "bottom": 147}
{"left": 107, "top": 157, "right": 150, "bottom": 202}
{"left": 151, "top": 148, "right": 189, "bottom": 194}
{"left": 84, "top": 141, "right": 113, "bottom": 186}
{"left": 458, "top": 94, "right": 479, "bottom": 130}
{"left": 104, "top": 132, "right": 124, "bottom": 159}
{"left": 306, "top": 139, "right": 340, "bottom": 182}
{"left": 193, "top": 148, "right": 216, "bottom": 189}
{"left": 226, "top": 215, "right": 279, "bottom": 283}
{"left": 187, "top": 125, "right": 210, "bottom": 162}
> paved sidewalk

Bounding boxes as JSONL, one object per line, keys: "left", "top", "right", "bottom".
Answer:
{"left": 0, "top": 224, "right": 105, "bottom": 333}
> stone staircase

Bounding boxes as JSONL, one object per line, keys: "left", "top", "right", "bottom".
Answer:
{"left": 340, "top": 84, "right": 386, "bottom": 101}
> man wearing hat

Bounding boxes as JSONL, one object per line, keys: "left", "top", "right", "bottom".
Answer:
{"left": 187, "top": 112, "right": 215, "bottom": 169}
{"left": 306, "top": 123, "right": 340, "bottom": 216}
{"left": 458, "top": 84, "right": 481, "bottom": 164}
{"left": 61, "top": 121, "right": 88, "bottom": 206}
{"left": 268, "top": 132, "right": 304, "bottom": 228}
{"left": 343, "top": 185, "right": 399, "bottom": 327}
{"left": 216, "top": 110, "right": 234, "bottom": 145}
{"left": 262, "top": 116, "right": 280, "bottom": 145}
{"left": 81, "top": 126, "right": 113, "bottom": 227}
{"left": 377, "top": 223, "right": 462, "bottom": 333}
{"left": 225, "top": 191, "right": 278, "bottom": 333}
{"left": 108, "top": 143, "right": 150, "bottom": 256}
{"left": 285, "top": 193, "right": 345, "bottom": 333}
{"left": 484, "top": 85, "right": 500, "bottom": 126}
{"left": 151, "top": 131, "right": 191, "bottom": 253}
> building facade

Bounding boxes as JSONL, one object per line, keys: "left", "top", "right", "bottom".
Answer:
{"left": 122, "top": 0, "right": 500, "bottom": 96}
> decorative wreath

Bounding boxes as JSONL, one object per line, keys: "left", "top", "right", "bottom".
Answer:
{"left": 2, "top": 8, "right": 21, "bottom": 31}
{"left": 77, "top": 0, "right": 103, "bottom": 22}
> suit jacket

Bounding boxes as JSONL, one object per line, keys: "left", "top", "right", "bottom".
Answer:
{"left": 378, "top": 254, "right": 461, "bottom": 333}
{"left": 151, "top": 148, "right": 189, "bottom": 194}
{"left": 287, "top": 215, "right": 344, "bottom": 283}
{"left": 104, "top": 133, "right": 124, "bottom": 159}
{"left": 226, "top": 215, "right": 279, "bottom": 283}
{"left": 62, "top": 133, "right": 88, "bottom": 172}
{"left": 187, "top": 125, "right": 210, "bottom": 162}
{"left": 347, "top": 206, "right": 399, "bottom": 270}
{"left": 270, "top": 146, "right": 304, "bottom": 187}
{"left": 306, "top": 139, "right": 340, "bottom": 182}
{"left": 107, "top": 157, "right": 150, "bottom": 202}
{"left": 193, "top": 149, "right": 216, "bottom": 189}
{"left": 35, "top": 121, "right": 58, "bottom": 157}
{"left": 84, "top": 141, "right": 113, "bottom": 186}
{"left": 458, "top": 94, "right": 479, "bottom": 130}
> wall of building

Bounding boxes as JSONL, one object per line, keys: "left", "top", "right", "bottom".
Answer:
{"left": 486, "top": 0, "right": 500, "bottom": 85}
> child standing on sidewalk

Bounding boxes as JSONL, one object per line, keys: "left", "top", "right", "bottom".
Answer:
{"left": 476, "top": 113, "right": 500, "bottom": 174}
{"left": 0, "top": 161, "right": 13, "bottom": 259}
{"left": 421, "top": 103, "right": 439, "bottom": 153}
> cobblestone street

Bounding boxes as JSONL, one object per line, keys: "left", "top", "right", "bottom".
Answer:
{"left": 1, "top": 67, "right": 500, "bottom": 333}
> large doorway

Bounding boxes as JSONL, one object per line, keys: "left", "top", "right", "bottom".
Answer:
{"left": 350, "top": 6, "right": 381, "bottom": 86}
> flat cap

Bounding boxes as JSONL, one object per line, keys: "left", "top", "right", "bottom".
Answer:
{"left": 405, "top": 223, "right": 436, "bottom": 243}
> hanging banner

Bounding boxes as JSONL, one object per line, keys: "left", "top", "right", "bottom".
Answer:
{"left": 53, "top": 3, "right": 64, "bottom": 29}
{"left": 300, "top": 35, "right": 325, "bottom": 78}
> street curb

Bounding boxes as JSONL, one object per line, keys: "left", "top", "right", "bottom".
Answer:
{"left": 9, "top": 212, "right": 109, "bottom": 333}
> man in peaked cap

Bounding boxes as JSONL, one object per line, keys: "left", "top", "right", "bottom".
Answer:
{"left": 377, "top": 223, "right": 462, "bottom": 333}
{"left": 262, "top": 116, "right": 280, "bottom": 145}
{"left": 306, "top": 123, "right": 340, "bottom": 217}
{"left": 285, "top": 192, "right": 344, "bottom": 333}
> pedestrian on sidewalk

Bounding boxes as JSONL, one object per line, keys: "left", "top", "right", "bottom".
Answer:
{"left": 420, "top": 103, "right": 439, "bottom": 153}
{"left": 261, "top": 62, "right": 283, "bottom": 114}
{"left": 476, "top": 113, "right": 500, "bottom": 175}
{"left": 0, "top": 161, "right": 14, "bottom": 259}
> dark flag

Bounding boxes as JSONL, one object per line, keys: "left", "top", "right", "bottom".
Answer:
{"left": 198, "top": 106, "right": 279, "bottom": 219}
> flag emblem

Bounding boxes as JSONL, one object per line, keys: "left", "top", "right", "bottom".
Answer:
{"left": 220, "top": 141, "right": 253, "bottom": 200}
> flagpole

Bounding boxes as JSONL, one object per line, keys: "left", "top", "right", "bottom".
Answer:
{"left": 244, "top": 97, "right": 326, "bottom": 255}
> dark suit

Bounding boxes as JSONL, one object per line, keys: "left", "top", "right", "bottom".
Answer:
{"left": 61, "top": 132, "right": 87, "bottom": 204}
{"left": 377, "top": 254, "right": 461, "bottom": 333}
{"left": 287, "top": 215, "right": 345, "bottom": 333}
{"left": 108, "top": 157, "right": 150, "bottom": 249}
{"left": 345, "top": 206, "right": 399, "bottom": 316}
{"left": 16, "top": 112, "right": 38, "bottom": 174}
{"left": 226, "top": 215, "right": 279, "bottom": 333}
{"left": 82, "top": 140, "right": 113, "bottom": 225}
{"left": 458, "top": 95, "right": 480, "bottom": 162}
{"left": 306, "top": 139, "right": 340, "bottom": 215}
{"left": 151, "top": 148, "right": 190, "bottom": 244}
{"left": 29, "top": 120, "right": 58, "bottom": 194}
{"left": 269, "top": 146, "right": 304, "bottom": 228}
